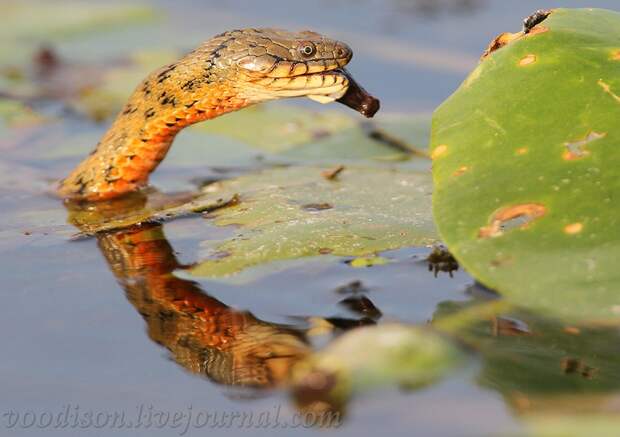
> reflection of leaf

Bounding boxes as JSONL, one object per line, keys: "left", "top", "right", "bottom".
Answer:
{"left": 190, "top": 166, "right": 436, "bottom": 278}
{"left": 292, "top": 324, "right": 464, "bottom": 407}
{"left": 431, "top": 9, "right": 620, "bottom": 322}
{"left": 524, "top": 413, "right": 620, "bottom": 437}
{"left": 433, "top": 299, "right": 620, "bottom": 430}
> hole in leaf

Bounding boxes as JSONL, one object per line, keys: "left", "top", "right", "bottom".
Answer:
{"left": 479, "top": 203, "right": 547, "bottom": 238}
{"left": 481, "top": 10, "right": 552, "bottom": 59}
{"left": 562, "top": 131, "right": 606, "bottom": 161}
{"left": 482, "top": 32, "right": 521, "bottom": 59}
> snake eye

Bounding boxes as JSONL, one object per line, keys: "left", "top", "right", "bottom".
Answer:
{"left": 299, "top": 42, "right": 316, "bottom": 58}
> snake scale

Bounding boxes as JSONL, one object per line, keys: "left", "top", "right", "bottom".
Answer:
{"left": 58, "top": 28, "right": 379, "bottom": 201}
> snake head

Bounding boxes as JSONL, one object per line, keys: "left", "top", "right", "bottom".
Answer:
{"left": 215, "top": 28, "right": 379, "bottom": 117}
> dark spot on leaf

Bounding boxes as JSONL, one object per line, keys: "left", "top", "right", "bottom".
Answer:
{"left": 492, "top": 317, "right": 532, "bottom": 337}
{"left": 312, "top": 129, "right": 331, "bottom": 140}
{"left": 561, "top": 357, "right": 598, "bottom": 379}
{"left": 302, "top": 203, "right": 333, "bottom": 212}
{"left": 208, "top": 251, "right": 231, "bottom": 260}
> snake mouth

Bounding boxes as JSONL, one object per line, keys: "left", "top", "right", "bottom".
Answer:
{"left": 263, "top": 56, "right": 352, "bottom": 79}
{"left": 247, "top": 68, "right": 379, "bottom": 118}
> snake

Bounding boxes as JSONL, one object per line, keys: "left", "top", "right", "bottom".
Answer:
{"left": 58, "top": 28, "right": 380, "bottom": 201}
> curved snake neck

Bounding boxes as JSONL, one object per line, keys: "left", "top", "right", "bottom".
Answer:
{"left": 58, "top": 28, "right": 379, "bottom": 201}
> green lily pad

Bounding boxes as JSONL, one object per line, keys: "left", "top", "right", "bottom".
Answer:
{"left": 190, "top": 166, "right": 436, "bottom": 278}
{"left": 65, "top": 165, "right": 436, "bottom": 274}
{"left": 292, "top": 324, "right": 465, "bottom": 408}
{"left": 431, "top": 8, "right": 620, "bottom": 322}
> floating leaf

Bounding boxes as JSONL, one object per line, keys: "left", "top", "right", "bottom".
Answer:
{"left": 190, "top": 166, "right": 436, "bottom": 278}
{"left": 348, "top": 256, "right": 391, "bottom": 268}
{"left": 431, "top": 8, "right": 620, "bottom": 322}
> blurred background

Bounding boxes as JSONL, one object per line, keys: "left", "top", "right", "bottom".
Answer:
{"left": 2, "top": 2, "right": 620, "bottom": 437}
{"left": 53, "top": 0, "right": 620, "bottom": 111}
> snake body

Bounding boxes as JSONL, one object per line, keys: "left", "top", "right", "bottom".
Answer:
{"left": 58, "top": 28, "right": 379, "bottom": 201}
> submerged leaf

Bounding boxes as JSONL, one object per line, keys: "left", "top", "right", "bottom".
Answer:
{"left": 292, "top": 324, "right": 464, "bottom": 408}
